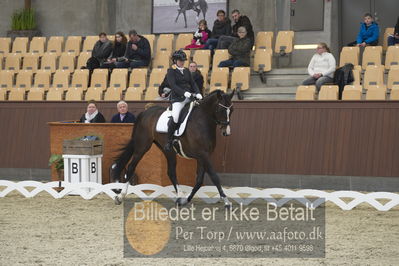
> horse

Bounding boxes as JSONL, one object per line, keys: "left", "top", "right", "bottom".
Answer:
{"left": 110, "top": 90, "right": 234, "bottom": 208}
{"left": 175, "top": 0, "right": 208, "bottom": 28}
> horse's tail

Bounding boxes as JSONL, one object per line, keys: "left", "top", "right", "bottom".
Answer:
{"left": 199, "top": 0, "right": 208, "bottom": 13}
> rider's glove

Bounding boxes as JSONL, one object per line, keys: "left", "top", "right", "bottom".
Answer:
{"left": 195, "top": 94, "right": 203, "bottom": 100}
{"left": 184, "top": 91, "right": 191, "bottom": 98}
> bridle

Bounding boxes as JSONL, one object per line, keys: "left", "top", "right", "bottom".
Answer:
{"left": 215, "top": 103, "right": 233, "bottom": 126}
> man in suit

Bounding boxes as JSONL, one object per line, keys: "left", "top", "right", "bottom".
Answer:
{"left": 111, "top": 101, "right": 136, "bottom": 123}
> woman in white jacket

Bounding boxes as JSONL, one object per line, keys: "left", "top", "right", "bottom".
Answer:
{"left": 302, "top": 43, "right": 336, "bottom": 91}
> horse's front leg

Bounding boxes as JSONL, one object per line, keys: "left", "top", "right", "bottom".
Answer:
{"left": 175, "top": 10, "right": 181, "bottom": 23}
{"left": 203, "top": 158, "right": 232, "bottom": 208}
{"left": 184, "top": 159, "right": 205, "bottom": 204}
{"left": 183, "top": 11, "right": 188, "bottom": 28}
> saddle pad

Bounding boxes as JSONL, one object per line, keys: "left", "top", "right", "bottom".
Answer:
{"left": 155, "top": 101, "right": 195, "bottom": 137}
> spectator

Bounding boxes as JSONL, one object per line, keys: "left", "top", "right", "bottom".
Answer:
{"left": 79, "top": 100, "right": 106, "bottom": 123}
{"left": 302, "top": 43, "right": 336, "bottom": 92}
{"left": 204, "top": 10, "right": 231, "bottom": 53}
{"left": 115, "top": 30, "right": 151, "bottom": 69}
{"left": 189, "top": 61, "right": 204, "bottom": 94}
{"left": 388, "top": 16, "right": 399, "bottom": 46}
{"left": 110, "top": 101, "right": 136, "bottom": 123}
{"left": 102, "top": 32, "right": 128, "bottom": 69}
{"left": 218, "top": 27, "right": 252, "bottom": 68}
{"left": 348, "top": 13, "right": 379, "bottom": 47}
{"left": 216, "top": 9, "right": 254, "bottom": 49}
{"left": 185, "top": 20, "right": 212, "bottom": 49}
{"left": 85, "top": 32, "right": 113, "bottom": 70}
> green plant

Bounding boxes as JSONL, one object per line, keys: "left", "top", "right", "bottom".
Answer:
{"left": 11, "top": 8, "right": 37, "bottom": 31}
{"left": 48, "top": 154, "right": 64, "bottom": 170}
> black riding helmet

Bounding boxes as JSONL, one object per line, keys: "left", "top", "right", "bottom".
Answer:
{"left": 172, "top": 50, "right": 187, "bottom": 63}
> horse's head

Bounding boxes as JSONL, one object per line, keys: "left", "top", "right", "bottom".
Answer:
{"left": 214, "top": 90, "right": 234, "bottom": 136}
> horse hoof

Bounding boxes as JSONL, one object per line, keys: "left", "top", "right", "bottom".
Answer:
{"left": 114, "top": 196, "right": 122, "bottom": 205}
{"left": 224, "top": 202, "right": 233, "bottom": 210}
{"left": 176, "top": 197, "right": 188, "bottom": 206}
{"left": 112, "top": 189, "right": 122, "bottom": 194}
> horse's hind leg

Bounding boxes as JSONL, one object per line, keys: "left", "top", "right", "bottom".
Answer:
{"left": 203, "top": 159, "right": 232, "bottom": 208}
{"left": 175, "top": 10, "right": 181, "bottom": 23}
{"left": 183, "top": 12, "right": 188, "bottom": 28}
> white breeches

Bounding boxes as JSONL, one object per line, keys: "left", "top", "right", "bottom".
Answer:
{"left": 171, "top": 98, "right": 190, "bottom": 123}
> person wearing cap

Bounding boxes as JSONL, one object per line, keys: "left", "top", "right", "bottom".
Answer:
{"left": 164, "top": 50, "right": 202, "bottom": 151}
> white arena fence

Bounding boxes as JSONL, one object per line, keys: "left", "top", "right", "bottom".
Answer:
{"left": 0, "top": 180, "right": 398, "bottom": 211}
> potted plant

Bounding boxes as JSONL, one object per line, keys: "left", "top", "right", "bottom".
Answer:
{"left": 48, "top": 154, "right": 64, "bottom": 181}
{"left": 7, "top": 4, "right": 41, "bottom": 39}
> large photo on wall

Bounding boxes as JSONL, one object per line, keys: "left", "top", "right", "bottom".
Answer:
{"left": 152, "top": 0, "right": 229, "bottom": 33}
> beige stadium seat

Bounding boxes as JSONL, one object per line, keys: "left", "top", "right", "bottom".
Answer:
{"left": 182, "top": 50, "right": 190, "bottom": 68}
{"left": 0, "top": 53, "right": 3, "bottom": 69}
{"left": 319, "top": 85, "right": 339, "bottom": 100}
{"left": 14, "top": 70, "right": 33, "bottom": 91}
{"left": 46, "top": 88, "right": 63, "bottom": 101}
{"left": 363, "top": 65, "right": 384, "bottom": 90}
{"left": 362, "top": 46, "right": 382, "bottom": 70}
{"left": 193, "top": 50, "right": 211, "bottom": 70}
{"left": 253, "top": 48, "right": 272, "bottom": 72}
{"left": 71, "top": 69, "right": 89, "bottom": 91}
{"left": 0, "top": 70, "right": 14, "bottom": 91}
{"left": 47, "top": 36, "right": 64, "bottom": 56}
{"left": 156, "top": 34, "right": 173, "bottom": 52}
{"left": 342, "top": 85, "right": 362, "bottom": 100}
{"left": 352, "top": 68, "right": 361, "bottom": 85}
{"left": 255, "top": 31, "right": 274, "bottom": 50}
{"left": 295, "top": 85, "right": 316, "bottom": 100}
{"left": 85, "top": 87, "right": 103, "bottom": 101}
{"left": 144, "top": 87, "right": 159, "bottom": 100}
{"left": 383, "top": 27, "right": 395, "bottom": 52}
{"left": 51, "top": 70, "right": 70, "bottom": 91}
{"left": 8, "top": 89, "right": 25, "bottom": 101}
{"left": 58, "top": 52, "right": 76, "bottom": 73}
{"left": 29, "top": 37, "right": 46, "bottom": 56}
{"left": 108, "top": 70, "right": 128, "bottom": 93}
{"left": 274, "top": 31, "right": 294, "bottom": 54}
{"left": 0, "top": 87, "right": 6, "bottom": 100}
{"left": 22, "top": 54, "right": 39, "bottom": 72}
{"left": 142, "top": 34, "right": 155, "bottom": 55}
{"left": 387, "top": 67, "right": 399, "bottom": 90}
{"left": 152, "top": 50, "right": 170, "bottom": 70}
{"left": 366, "top": 85, "right": 386, "bottom": 100}
{"left": 65, "top": 87, "right": 83, "bottom": 101}
{"left": 82, "top": 36, "right": 98, "bottom": 52}
{"left": 124, "top": 87, "right": 143, "bottom": 101}
{"left": 0, "top": 37, "right": 11, "bottom": 55}
{"left": 148, "top": 68, "right": 167, "bottom": 88}
{"left": 129, "top": 68, "right": 147, "bottom": 89}
{"left": 64, "top": 36, "right": 82, "bottom": 56}
{"left": 390, "top": 85, "right": 399, "bottom": 100}
{"left": 339, "top": 46, "right": 360, "bottom": 67}
{"left": 90, "top": 69, "right": 109, "bottom": 91}
{"left": 5, "top": 54, "right": 21, "bottom": 73}
{"left": 33, "top": 70, "right": 51, "bottom": 91}
{"left": 212, "top": 49, "right": 229, "bottom": 68}
{"left": 12, "top": 37, "right": 29, "bottom": 54}
{"left": 231, "top": 67, "right": 250, "bottom": 91}
{"left": 385, "top": 46, "right": 399, "bottom": 70}
{"left": 112, "top": 68, "right": 129, "bottom": 75}
{"left": 27, "top": 88, "right": 44, "bottom": 101}
{"left": 76, "top": 52, "right": 91, "bottom": 69}
{"left": 40, "top": 53, "right": 58, "bottom": 73}
{"left": 175, "top": 33, "right": 193, "bottom": 50}
{"left": 209, "top": 67, "right": 229, "bottom": 93}
{"left": 104, "top": 87, "right": 122, "bottom": 101}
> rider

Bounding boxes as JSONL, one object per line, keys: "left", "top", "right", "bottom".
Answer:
{"left": 165, "top": 50, "right": 203, "bottom": 151}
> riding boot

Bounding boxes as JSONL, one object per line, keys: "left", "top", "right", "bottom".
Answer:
{"left": 165, "top": 117, "right": 178, "bottom": 151}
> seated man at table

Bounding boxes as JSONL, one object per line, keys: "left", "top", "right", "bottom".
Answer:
{"left": 111, "top": 101, "right": 136, "bottom": 123}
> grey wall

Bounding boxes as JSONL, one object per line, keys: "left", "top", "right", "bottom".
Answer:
{"left": 0, "top": 0, "right": 24, "bottom": 36}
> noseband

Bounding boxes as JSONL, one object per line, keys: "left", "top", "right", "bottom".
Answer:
{"left": 215, "top": 103, "right": 233, "bottom": 126}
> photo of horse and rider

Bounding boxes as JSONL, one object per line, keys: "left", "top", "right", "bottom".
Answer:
{"left": 153, "top": 0, "right": 228, "bottom": 33}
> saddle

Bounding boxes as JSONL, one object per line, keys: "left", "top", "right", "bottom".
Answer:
{"left": 155, "top": 101, "right": 196, "bottom": 136}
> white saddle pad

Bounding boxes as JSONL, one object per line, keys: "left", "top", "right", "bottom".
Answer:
{"left": 155, "top": 101, "right": 195, "bottom": 137}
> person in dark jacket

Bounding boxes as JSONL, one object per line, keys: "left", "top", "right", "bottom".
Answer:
{"left": 164, "top": 50, "right": 202, "bottom": 151}
{"left": 85, "top": 32, "right": 113, "bottom": 70}
{"left": 102, "top": 32, "right": 127, "bottom": 69}
{"left": 348, "top": 13, "right": 379, "bottom": 47}
{"left": 204, "top": 10, "right": 231, "bottom": 52}
{"left": 79, "top": 100, "right": 106, "bottom": 123}
{"left": 110, "top": 101, "right": 136, "bottom": 123}
{"left": 189, "top": 61, "right": 204, "bottom": 95}
{"left": 218, "top": 27, "right": 252, "bottom": 68}
{"left": 115, "top": 29, "right": 151, "bottom": 69}
{"left": 216, "top": 9, "right": 254, "bottom": 49}
{"left": 388, "top": 16, "right": 399, "bottom": 46}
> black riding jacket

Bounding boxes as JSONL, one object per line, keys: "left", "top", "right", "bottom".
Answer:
{"left": 166, "top": 67, "right": 200, "bottom": 103}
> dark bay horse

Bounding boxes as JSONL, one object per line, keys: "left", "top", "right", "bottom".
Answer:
{"left": 111, "top": 90, "right": 234, "bottom": 207}
{"left": 175, "top": 0, "right": 208, "bottom": 28}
